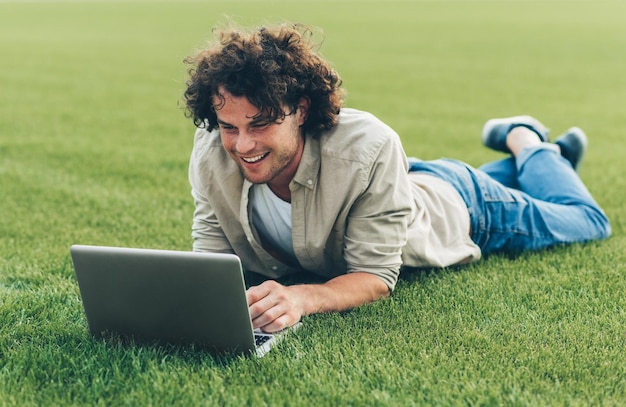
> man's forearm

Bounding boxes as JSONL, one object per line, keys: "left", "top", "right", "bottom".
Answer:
{"left": 247, "top": 272, "right": 391, "bottom": 332}
{"left": 290, "top": 272, "right": 390, "bottom": 316}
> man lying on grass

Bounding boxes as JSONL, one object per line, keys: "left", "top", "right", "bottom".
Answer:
{"left": 183, "top": 23, "right": 611, "bottom": 333}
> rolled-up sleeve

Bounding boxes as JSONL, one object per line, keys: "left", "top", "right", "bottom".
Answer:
{"left": 342, "top": 135, "right": 413, "bottom": 291}
{"left": 188, "top": 129, "right": 234, "bottom": 254}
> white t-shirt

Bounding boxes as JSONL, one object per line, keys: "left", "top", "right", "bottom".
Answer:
{"left": 250, "top": 184, "right": 297, "bottom": 264}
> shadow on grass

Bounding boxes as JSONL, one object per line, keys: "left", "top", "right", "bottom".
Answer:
{"left": 91, "top": 335, "right": 247, "bottom": 367}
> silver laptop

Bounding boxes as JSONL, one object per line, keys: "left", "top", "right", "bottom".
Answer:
{"left": 70, "top": 245, "right": 298, "bottom": 357}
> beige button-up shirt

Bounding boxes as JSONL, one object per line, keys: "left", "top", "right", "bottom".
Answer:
{"left": 189, "top": 108, "right": 480, "bottom": 290}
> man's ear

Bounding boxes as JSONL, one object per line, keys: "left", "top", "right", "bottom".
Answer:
{"left": 297, "top": 97, "right": 310, "bottom": 127}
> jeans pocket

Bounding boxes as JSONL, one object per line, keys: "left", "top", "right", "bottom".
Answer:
{"left": 476, "top": 170, "right": 517, "bottom": 203}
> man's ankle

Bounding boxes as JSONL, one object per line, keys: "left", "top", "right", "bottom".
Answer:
{"left": 506, "top": 126, "right": 543, "bottom": 156}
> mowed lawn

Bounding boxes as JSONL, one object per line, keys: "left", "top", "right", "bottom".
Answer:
{"left": 1, "top": 0, "right": 626, "bottom": 405}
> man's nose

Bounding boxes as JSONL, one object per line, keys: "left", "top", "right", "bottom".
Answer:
{"left": 236, "top": 131, "right": 256, "bottom": 153}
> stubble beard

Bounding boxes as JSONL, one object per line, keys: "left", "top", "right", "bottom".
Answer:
{"left": 240, "top": 121, "right": 303, "bottom": 186}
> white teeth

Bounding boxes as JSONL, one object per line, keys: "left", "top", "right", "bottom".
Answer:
{"left": 242, "top": 153, "right": 267, "bottom": 163}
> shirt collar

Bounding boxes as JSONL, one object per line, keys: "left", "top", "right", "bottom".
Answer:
{"left": 291, "top": 135, "right": 320, "bottom": 190}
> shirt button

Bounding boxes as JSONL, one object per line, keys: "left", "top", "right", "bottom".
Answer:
{"left": 307, "top": 179, "right": 313, "bottom": 186}
{"left": 271, "top": 266, "right": 278, "bottom": 271}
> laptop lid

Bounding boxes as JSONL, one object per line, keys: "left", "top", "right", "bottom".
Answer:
{"left": 70, "top": 245, "right": 258, "bottom": 356}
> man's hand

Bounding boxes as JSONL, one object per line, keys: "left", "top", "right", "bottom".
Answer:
{"left": 246, "top": 272, "right": 390, "bottom": 333}
{"left": 246, "top": 280, "right": 305, "bottom": 333}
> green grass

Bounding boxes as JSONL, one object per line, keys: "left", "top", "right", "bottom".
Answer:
{"left": 2, "top": 0, "right": 626, "bottom": 405}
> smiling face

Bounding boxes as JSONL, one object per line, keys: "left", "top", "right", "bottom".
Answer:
{"left": 213, "top": 87, "right": 308, "bottom": 201}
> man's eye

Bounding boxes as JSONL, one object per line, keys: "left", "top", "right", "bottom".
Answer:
{"left": 252, "top": 122, "right": 270, "bottom": 129}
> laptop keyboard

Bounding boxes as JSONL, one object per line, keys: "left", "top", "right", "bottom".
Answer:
{"left": 255, "top": 334, "right": 272, "bottom": 346}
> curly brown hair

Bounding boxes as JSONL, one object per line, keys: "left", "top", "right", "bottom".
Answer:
{"left": 183, "top": 23, "right": 346, "bottom": 136}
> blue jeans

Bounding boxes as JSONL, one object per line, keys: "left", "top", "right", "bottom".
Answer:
{"left": 408, "top": 145, "right": 611, "bottom": 255}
